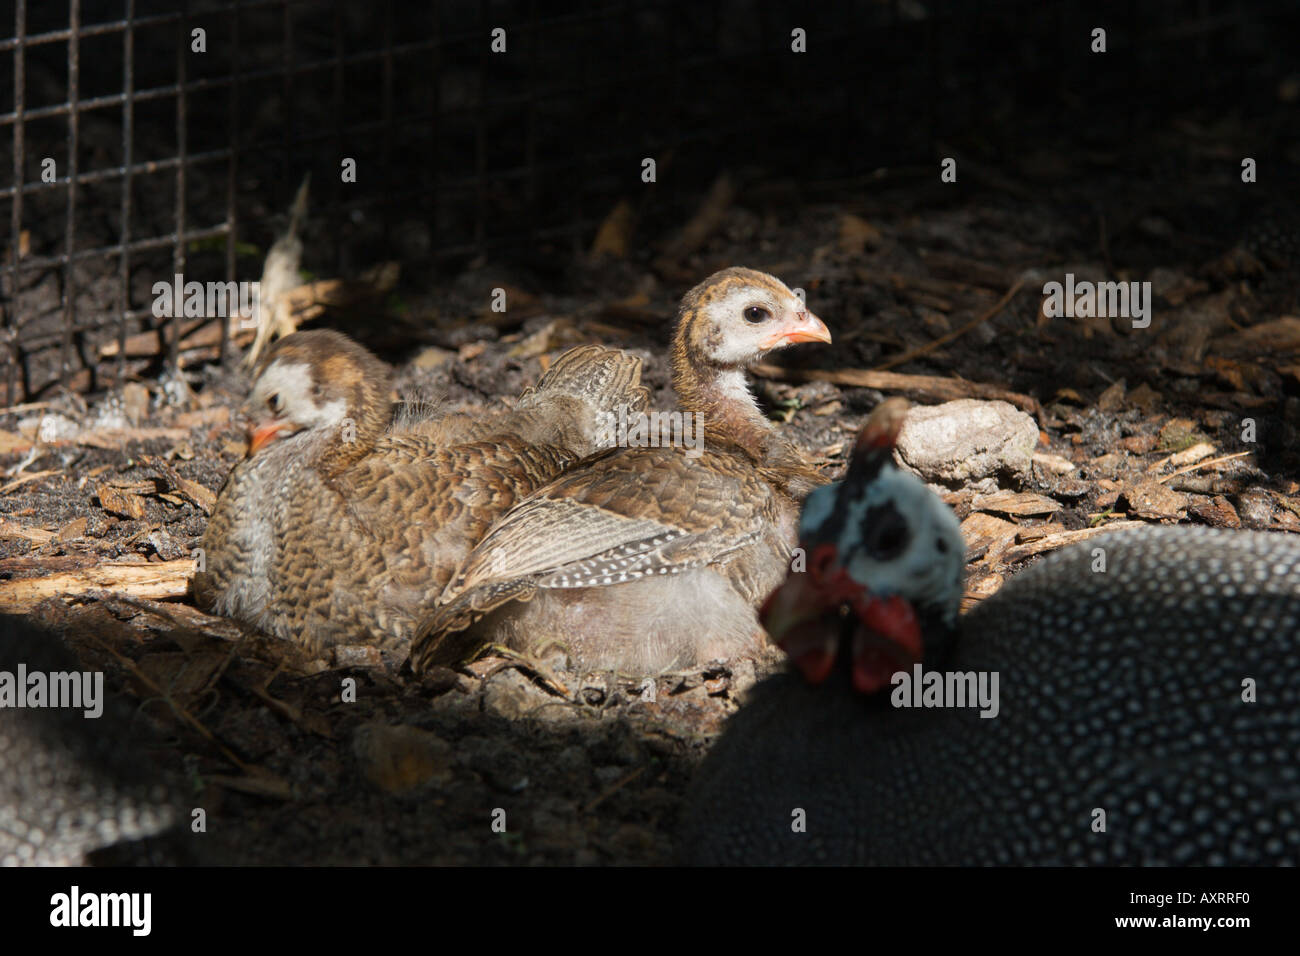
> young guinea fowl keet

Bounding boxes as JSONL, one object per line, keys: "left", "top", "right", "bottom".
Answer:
{"left": 194, "top": 329, "right": 648, "bottom": 657}
{"left": 683, "top": 398, "right": 1300, "bottom": 865}
{"left": 1, "top": 615, "right": 180, "bottom": 865}
{"left": 412, "top": 268, "right": 832, "bottom": 675}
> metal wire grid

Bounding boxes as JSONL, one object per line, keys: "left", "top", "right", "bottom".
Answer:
{"left": 1, "top": 0, "right": 961, "bottom": 404}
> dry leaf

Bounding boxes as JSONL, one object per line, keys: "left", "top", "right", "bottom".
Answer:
{"left": 971, "top": 490, "right": 1063, "bottom": 517}
{"left": 0, "top": 428, "right": 33, "bottom": 454}
{"left": 838, "top": 213, "right": 883, "bottom": 256}
{"left": 97, "top": 483, "right": 147, "bottom": 520}
{"left": 590, "top": 199, "right": 635, "bottom": 259}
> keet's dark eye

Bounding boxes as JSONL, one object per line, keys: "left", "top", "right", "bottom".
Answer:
{"left": 268, "top": 393, "right": 284, "bottom": 414}
{"left": 743, "top": 306, "right": 770, "bottom": 323}
{"left": 935, "top": 536, "right": 949, "bottom": 554}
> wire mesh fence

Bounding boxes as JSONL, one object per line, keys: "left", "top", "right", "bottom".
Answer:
{"left": 2, "top": 0, "right": 1295, "bottom": 403}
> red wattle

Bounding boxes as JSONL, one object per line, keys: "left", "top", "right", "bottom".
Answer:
{"left": 793, "top": 646, "right": 836, "bottom": 685}
{"left": 852, "top": 647, "right": 899, "bottom": 695}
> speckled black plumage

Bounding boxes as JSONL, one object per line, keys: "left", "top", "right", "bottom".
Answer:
{"left": 0, "top": 615, "right": 180, "bottom": 865}
{"left": 683, "top": 526, "right": 1300, "bottom": 865}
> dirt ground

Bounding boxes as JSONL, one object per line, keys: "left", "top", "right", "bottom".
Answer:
{"left": 2, "top": 101, "right": 1298, "bottom": 864}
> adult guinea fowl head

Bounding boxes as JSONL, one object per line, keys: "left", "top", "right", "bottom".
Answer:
{"left": 683, "top": 398, "right": 1300, "bottom": 865}
{"left": 759, "top": 397, "right": 965, "bottom": 694}
{"left": 412, "top": 267, "right": 831, "bottom": 676}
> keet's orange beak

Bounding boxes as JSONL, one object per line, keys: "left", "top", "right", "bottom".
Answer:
{"left": 247, "top": 419, "right": 297, "bottom": 455}
{"left": 761, "top": 308, "right": 832, "bottom": 350}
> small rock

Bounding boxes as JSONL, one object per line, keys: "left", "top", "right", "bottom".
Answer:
{"left": 594, "top": 765, "right": 629, "bottom": 786}
{"left": 147, "top": 528, "right": 186, "bottom": 560}
{"left": 156, "top": 366, "right": 197, "bottom": 410}
{"left": 1032, "top": 451, "right": 1076, "bottom": 476}
{"left": 526, "top": 799, "right": 584, "bottom": 853}
{"left": 895, "top": 400, "right": 1038, "bottom": 486}
{"left": 552, "top": 745, "right": 591, "bottom": 780}
{"left": 589, "top": 725, "right": 643, "bottom": 766}
{"left": 393, "top": 220, "right": 432, "bottom": 260}
{"left": 1236, "top": 490, "right": 1276, "bottom": 529}
{"left": 440, "top": 323, "right": 498, "bottom": 348}
{"left": 1123, "top": 480, "right": 1188, "bottom": 521}
{"left": 1049, "top": 478, "right": 1091, "bottom": 500}
{"left": 215, "top": 705, "right": 289, "bottom": 762}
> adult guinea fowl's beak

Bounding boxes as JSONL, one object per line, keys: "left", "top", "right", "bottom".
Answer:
{"left": 760, "top": 307, "right": 832, "bottom": 350}
{"left": 760, "top": 397, "right": 923, "bottom": 694}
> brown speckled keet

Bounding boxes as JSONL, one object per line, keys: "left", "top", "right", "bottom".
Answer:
{"left": 413, "top": 268, "right": 832, "bottom": 675}
{"left": 193, "top": 329, "right": 648, "bottom": 656}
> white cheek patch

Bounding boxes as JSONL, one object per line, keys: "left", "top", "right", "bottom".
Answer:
{"left": 255, "top": 362, "right": 348, "bottom": 428}
{"left": 701, "top": 288, "right": 788, "bottom": 365}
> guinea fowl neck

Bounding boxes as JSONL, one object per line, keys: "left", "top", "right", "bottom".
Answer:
{"left": 670, "top": 340, "right": 775, "bottom": 458}
{"left": 322, "top": 386, "right": 389, "bottom": 473}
